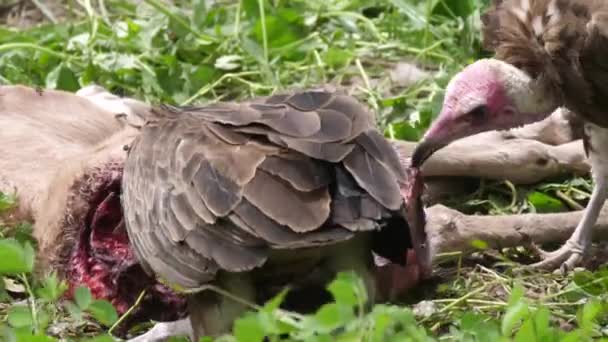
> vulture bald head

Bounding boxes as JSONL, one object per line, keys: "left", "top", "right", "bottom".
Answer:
{"left": 411, "top": 58, "right": 558, "bottom": 166}
{"left": 121, "top": 90, "right": 425, "bottom": 338}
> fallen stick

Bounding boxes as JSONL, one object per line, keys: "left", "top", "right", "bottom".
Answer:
{"left": 391, "top": 135, "right": 588, "bottom": 185}
{"left": 500, "top": 107, "right": 582, "bottom": 145}
{"left": 390, "top": 108, "right": 590, "bottom": 185}
{"left": 425, "top": 203, "right": 608, "bottom": 260}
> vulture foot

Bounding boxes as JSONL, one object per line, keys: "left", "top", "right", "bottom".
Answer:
{"left": 528, "top": 146, "right": 608, "bottom": 273}
{"left": 527, "top": 239, "right": 588, "bottom": 273}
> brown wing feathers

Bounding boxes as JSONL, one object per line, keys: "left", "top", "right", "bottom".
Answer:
{"left": 481, "top": 0, "right": 608, "bottom": 127}
{"left": 122, "top": 91, "right": 408, "bottom": 288}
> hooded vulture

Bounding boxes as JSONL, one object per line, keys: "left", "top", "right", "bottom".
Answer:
{"left": 410, "top": 0, "right": 608, "bottom": 272}
{"left": 121, "top": 90, "right": 420, "bottom": 338}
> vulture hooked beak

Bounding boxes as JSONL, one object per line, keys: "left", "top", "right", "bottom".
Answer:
{"left": 411, "top": 106, "right": 471, "bottom": 169}
{"left": 411, "top": 138, "right": 448, "bottom": 168}
{"left": 405, "top": 107, "right": 467, "bottom": 278}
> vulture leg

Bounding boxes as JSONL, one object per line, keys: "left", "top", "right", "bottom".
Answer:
{"left": 188, "top": 273, "right": 256, "bottom": 340}
{"left": 530, "top": 124, "right": 608, "bottom": 272}
{"left": 126, "top": 317, "right": 193, "bottom": 342}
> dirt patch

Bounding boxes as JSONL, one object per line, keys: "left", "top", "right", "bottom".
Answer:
{"left": 0, "top": 0, "right": 66, "bottom": 28}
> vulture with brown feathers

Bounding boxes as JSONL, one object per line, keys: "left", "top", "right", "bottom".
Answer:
{"left": 121, "top": 90, "right": 423, "bottom": 339}
{"left": 409, "top": 0, "right": 608, "bottom": 272}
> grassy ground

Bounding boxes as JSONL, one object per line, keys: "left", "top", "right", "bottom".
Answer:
{"left": 0, "top": 0, "right": 607, "bottom": 341}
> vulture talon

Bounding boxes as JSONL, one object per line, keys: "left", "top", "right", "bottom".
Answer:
{"left": 527, "top": 242, "right": 552, "bottom": 260}
{"left": 527, "top": 239, "right": 588, "bottom": 272}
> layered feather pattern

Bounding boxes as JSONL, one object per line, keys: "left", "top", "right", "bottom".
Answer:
{"left": 122, "top": 91, "right": 410, "bottom": 288}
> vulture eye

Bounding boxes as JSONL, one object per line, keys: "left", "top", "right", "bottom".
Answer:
{"left": 468, "top": 105, "right": 488, "bottom": 126}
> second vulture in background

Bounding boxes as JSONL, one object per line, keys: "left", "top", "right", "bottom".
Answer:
{"left": 121, "top": 90, "right": 424, "bottom": 339}
{"left": 410, "top": 0, "right": 608, "bottom": 272}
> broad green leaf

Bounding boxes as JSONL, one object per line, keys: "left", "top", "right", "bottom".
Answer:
{"left": 37, "top": 308, "right": 51, "bottom": 332}
{"left": 371, "top": 310, "right": 392, "bottom": 340}
{"left": 310, "top": 302, "right": 355, "bottom": 334}
{"left": 323, "top": 48, "right": 352, "bottom": 69}
{"left": 560, "top": 331, "right": 584, "bottom": 342}
{"left": 507, "top": 283, "right": 525, "bottom": 307}
{"left": 253, "top": 15, "right": 304, "bottom": 49}
{"left": 386, "top": 0, "right": 426, "bottom": 29}
{"left": 187, "top": 65, "right": 218, "bottom": 91}
{"left": 99, "top": 53, "right": 139, "bottom": 72}
{"left": 314, "top": 303, "right": 343, "bottom": 330}
{"left": 241, "top": 37, "right": 266, "bottom": 65}
{"left": 87, "top": 300, "right": 119, "bottom": 326}
{"left": 501, "top": 300, "right": 529, "bottom": 336}
{"left": 35, "top": 272, "right": 68, "bottom": 302}
{"left": 578, "top": 298, "right": 602, "bottom": 331}
{"left": 7, "top": 305, "right": 33, "bottom": 329}
{"left": 514, "top": 317, "right": 536, "bottom": 342}
{"left": 533, "top": 307, "right": 551, "bottom": 337}
{"left": 11, "top": 331, "right": 57, "bottom": 342}
{"left": 167, "top": 11, "right": 192, "bottom": 39}
{"left": 233, "top": 313, "right": 266, "bottom": 342}
{"left": 10, "top": 222, "right": 36, "bottom": 248}
{"left": 527, "top": 191, "right": 566, "bottom": 213}
{"left": 192, "top": 0, "right": 207, "bottom": 30}
{"left": 262, "top": 288, "right": 288, "bottom": 312}
{"left": 432, "top": 0, "right": 477, "bottom": 19}
{"left": 45, "top": 64, "right": 80, "bottom": 92}
{"left": 80, "top": 63, "right": 100, "bottom": 86}
{"left": 386, "top": 121, "right": 421, "bottom": 142}
{"left": 74, "top": 285, "right": 92, "bottom": 310}
{"left": 573, "top": 269, "right": 608, "bottom": 296}
{"left": 0, "top": 239, "right": 34, "bottom": 274}
{"left": 242, "top": 0, "right": 268, "bottom": 19}
{"left": 23, "top": 243, "right": 35, "bottom": 274}
{"left": 327, "top": 272, "right": 361, "bottom": 307}
{"left": 458, "top": 311, "right": 501, "bottom": 341}
{"left": 65, "top": 301, "right": 83, "bottom": 321}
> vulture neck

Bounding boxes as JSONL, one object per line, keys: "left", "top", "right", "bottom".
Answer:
{"left": 497, "top": 59, "right": 559, "bottom": 125}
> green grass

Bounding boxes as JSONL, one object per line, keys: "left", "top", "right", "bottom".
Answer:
{"left": 0, "top": 0, "right": 607, "bottom": 341}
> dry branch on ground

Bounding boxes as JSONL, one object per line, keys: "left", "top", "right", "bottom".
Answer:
{"left": 425, "top": 203, "right": 608, "bottom": 261}
{"left": 391, "top": 108, "right": 589, "bottom": 185}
